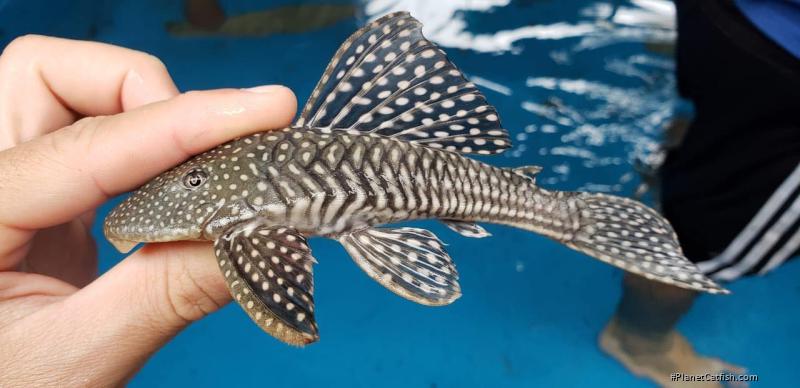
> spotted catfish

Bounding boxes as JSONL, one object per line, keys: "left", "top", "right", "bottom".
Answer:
{"left": 104, "top": 12, "right": 727, "bottom": 346}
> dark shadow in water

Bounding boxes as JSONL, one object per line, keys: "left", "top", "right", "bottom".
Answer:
{"left": 167, "top": 3, "right": 356, "bottom": 37}
{"left": 645, "top": 40, "right": 675, "bottom": 56}
{"left": 632, "top": 114, "right": 690, "bottom": 208}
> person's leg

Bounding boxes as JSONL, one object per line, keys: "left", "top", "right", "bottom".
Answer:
{"left": 600, "top": 274, "right": 744, "bottom": 387}
{"left": 601, "top": 0, "right": 800, "bottom": 384}
{"left": 614, "top": 273, "right": 695, "bottom": 344}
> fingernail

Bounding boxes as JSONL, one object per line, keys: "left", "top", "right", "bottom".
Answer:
{"left": 243, "top": 85, "right": 284, "bottom": 94}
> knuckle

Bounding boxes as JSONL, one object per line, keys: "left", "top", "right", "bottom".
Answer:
{"left": 0, "top": 35, "right": 47, "bottom": 72}
{"left": 69, "top": 115, "right": 105, "bottom": 131}
{"left": 135, "top": 52, "right": 168, "bottom": 74}
{"left": 53, "top": 116, "right": 105, "bottom": 157}
{"left": 1, "top": 34, "right": 46, "bottom": 58}
{"left": 48, "top": 116, "right": 116, "bottom": 198}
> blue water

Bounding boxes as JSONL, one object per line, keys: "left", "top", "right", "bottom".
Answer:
{"left": 1, "top": 0, "right": 797, "bottom": 386}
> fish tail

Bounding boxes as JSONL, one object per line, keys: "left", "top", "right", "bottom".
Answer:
{"left": 520, "top": 190, "right": 728, "bottom": 294}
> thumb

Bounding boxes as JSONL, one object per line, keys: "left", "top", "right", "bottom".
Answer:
{"left": 71, "top": 241, "right": 231, "bottom": 332}
{"left": 14, "top": 242, "right": 231, "bottom": 387}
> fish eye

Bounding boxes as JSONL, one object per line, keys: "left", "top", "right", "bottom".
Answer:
{"left": 183, "top": 169, "right": 208, "bottom": 189}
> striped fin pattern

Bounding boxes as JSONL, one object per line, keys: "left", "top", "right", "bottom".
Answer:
{"left": 215, "top": 221, "right": 319, "bottom": 345}
{"left": 339, "top": 227, "right": 461, "bottom": 305}
{"left": 296, "top": 12, "right": 510, "bottom": 155}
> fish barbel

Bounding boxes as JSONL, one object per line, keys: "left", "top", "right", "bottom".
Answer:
{"left": 104, "top": 12, "right": 726, "bottom": 346}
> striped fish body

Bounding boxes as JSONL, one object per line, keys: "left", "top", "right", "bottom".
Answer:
{"left": 104, "top": 12, "right": 727, "bottom": 346}
{"left": 200, "top": 128, "right": 565, "bottom": 238}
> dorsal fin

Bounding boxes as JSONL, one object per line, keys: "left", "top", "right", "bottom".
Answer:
{"left": 295, "top": 12, "right": 510, "bottom": 155}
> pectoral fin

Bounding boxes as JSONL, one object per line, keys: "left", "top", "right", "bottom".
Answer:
{"left": 215, "top": 220, "right": 318, "bottom": 345}
{"left": 339, "top": 227, "right": 461, "bottom": 306}
{"left": 442, "top": 220, "right": 491, "bottom": 238}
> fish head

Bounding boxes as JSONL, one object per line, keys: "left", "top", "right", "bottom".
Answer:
{"left": 103, "top": 152, "right": 230, "bottom": 253}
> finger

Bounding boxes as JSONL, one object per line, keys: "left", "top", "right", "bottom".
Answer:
{"left": 0, "top": 35, "right": 179, "bottom": 148}
{"left": 0, "top": 213, "right": 97, "bottom": 276}
{"left": 21, "top": 219, "right": 98, "bottom": 287}
{"left": 0, "top": 242, "right": 230, "bottom": 387}
{"left": 0, "top": 85, "right": 297, "bottom": 230}
{"left": 0, "top": 272, "right": 77, "bottom": 301}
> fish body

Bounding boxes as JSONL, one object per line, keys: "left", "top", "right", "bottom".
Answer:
{"left": 105, "top": 12, "right": 726, "bottom": 346}
{"left": 110, "top": 128, "right": 568, "bottom": 241}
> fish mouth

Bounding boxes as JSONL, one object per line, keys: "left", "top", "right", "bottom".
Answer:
{"left": 103, "top": 221, "right": 146, "bottom": 253}
{"left": 103, "top": 203, "right": 219, "bottom": 254}
{"left": 107, "top": 237, "right": 140, "bottom": 254}
{"left": 104, "top": 232, "right": 205, "bottom": 254}
{"left": 103, "top": 227, "right": 168, "bottom": 253}
{"left": 103, "top": 223, "right": 204, "bottom": 254}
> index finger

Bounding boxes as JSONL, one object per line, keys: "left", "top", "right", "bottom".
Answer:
{"left": 0, "top": 86, "right": 297, "bottom": 230}
{"left": 0, "top": 35, "right": 179, "bottom": 147}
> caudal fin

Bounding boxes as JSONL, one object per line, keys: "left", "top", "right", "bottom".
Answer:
{"left": 566, "top": 193, "right": 728, "bottom": 294}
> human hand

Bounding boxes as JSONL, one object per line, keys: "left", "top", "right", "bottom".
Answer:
{"left": 0, "top": 35, "right": 296, "bottom": 386}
